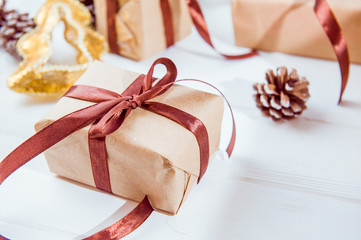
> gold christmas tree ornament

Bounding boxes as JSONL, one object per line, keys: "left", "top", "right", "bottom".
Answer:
{"left": 253, "top": 67, "right": 310, "bottom": 121}
{"left": 7, "top": 0, "right": 107, "bottom": 96}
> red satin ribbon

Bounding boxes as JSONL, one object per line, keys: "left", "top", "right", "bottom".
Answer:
{"left": 186, "top": 0, "right": 258, "bottom": 59}
{"left": 314, "top": 0, "right": 350, "bottom": 103}
{"left": 0, "top": 58, "right": 236, "bottom": 239}
{"left": 160, "top": 0, "right": 175, "bottom": 48}
{"left": 83, "top": 196, "right": 153, "bottom": 240}
{"left": 106, "top": 0, "right": 119, "bottom": 54}
{"left": 106, "top": 0, "right": 175, "bottom": 53}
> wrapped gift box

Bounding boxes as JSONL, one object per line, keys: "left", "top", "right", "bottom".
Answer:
{"left": 34, "top": 61, "right": 224, "bottom": 215}
{"left": 232, "top": 0, "right": 361, "bottom": 64}
{"left": 94, "top": 0, "right": 192, "bottom": 60}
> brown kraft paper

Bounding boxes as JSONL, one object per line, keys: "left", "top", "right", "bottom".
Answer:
{"left": 34, "top": 61, "right": 224, "bottom": 215}
{"left": 94, "top": 0, "right": 192, "bottom": 61}
{"left": 232, "top": 0, "right": 361, "bottom": 64}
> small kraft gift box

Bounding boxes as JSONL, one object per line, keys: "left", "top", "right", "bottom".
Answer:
{"left": 93, "top": 0, "right": 192, "bottom": 60}
{"left": 0, "top": 58, "right": 235, "bottom": 239}
{"left": 232, "top": 0, "right": 361, "bottom": 64}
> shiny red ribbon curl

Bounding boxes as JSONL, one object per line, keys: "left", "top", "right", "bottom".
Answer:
{"left": 186, "top": 0, "right": 258, "bottom": 59}
{"left": 0, "top": 57, "right": 236, "bottom": 239}
{"left": 314, "top": 0, "right": 350, "bottom": 103}
{"left": 188, "top": 0, "right": 349, "bottom": 99}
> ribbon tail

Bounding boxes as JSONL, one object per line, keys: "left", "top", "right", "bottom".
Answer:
{"left": 186, "top": 0, "right": 257, "bottom": 59}
{"left": 0, "top": 101, "right": 117, "bottom": 185}
{"left": 83, "top": 196, "right": 153, "bottom": 240}
{"left": 142, "top": 102, "right": 209, "bottom": 183}
{"left": 314, "top": 0, "right": 350, "bottom": 104}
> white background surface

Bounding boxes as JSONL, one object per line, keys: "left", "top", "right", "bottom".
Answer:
{"left": 1, "top": 0, "right": 361, "bottom": 239}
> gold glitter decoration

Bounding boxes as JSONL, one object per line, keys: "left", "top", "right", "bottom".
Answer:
{"left": 7, "top": 0, "right": 108, "bottom": 96}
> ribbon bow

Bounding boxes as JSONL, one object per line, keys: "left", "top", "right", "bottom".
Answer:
{"left": 68, "top": 58, "right": 177, "bottom": 139}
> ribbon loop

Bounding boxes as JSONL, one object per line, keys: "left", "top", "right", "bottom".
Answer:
{"left": 144, "top": 57, "right": 178, "bottom": 92}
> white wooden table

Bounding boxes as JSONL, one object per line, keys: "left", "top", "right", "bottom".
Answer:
{"left": 1, "top": 0, "right": 361, "bottom": 239}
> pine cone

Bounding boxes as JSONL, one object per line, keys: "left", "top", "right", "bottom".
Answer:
{"left": 79, "top": 0, "right": 96, "bottom": 28}
{"left": 253, "top": 67, "right": 310, "bottom": 121}
{"left": 0, "top": 0, "right": 35, "bottom": 58}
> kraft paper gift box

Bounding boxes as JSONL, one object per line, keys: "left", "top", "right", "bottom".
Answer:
{"left": 34, "top": 61, "right": 224, "bottom": 215}
{"left": 232, "top": 0, "right": 361, "bottom": 64}
{"left": 93, "top": 0, "right": 192, "bottom": 61}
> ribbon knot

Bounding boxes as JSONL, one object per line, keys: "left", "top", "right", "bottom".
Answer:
{"left": 125, "top": 95, "right": 142, "bottom": 109}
